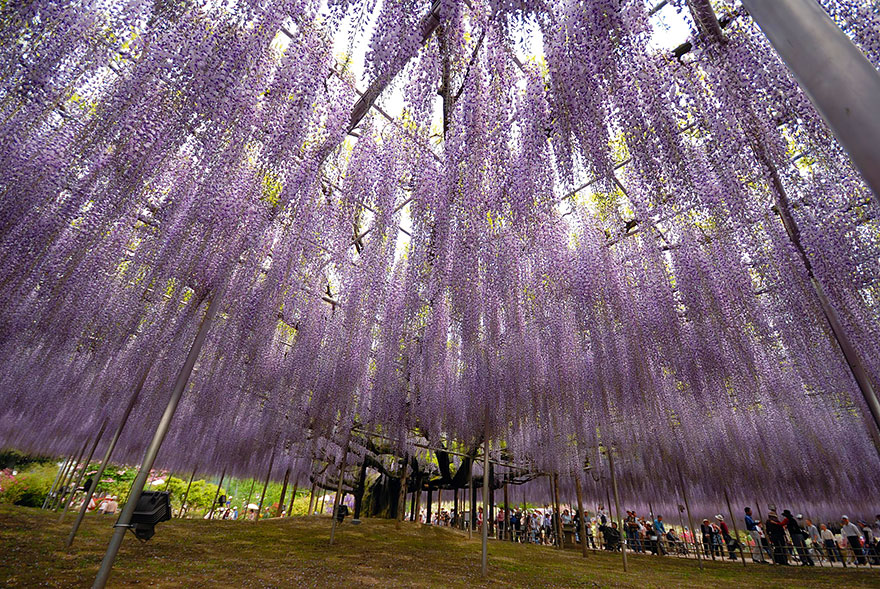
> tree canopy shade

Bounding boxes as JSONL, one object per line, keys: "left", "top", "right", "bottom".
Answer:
{"left": 0, "top": 0, "right": 879, "bottom": 519}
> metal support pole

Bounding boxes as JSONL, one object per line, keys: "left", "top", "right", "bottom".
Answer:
{"left": 329, "top": 443, "right": 349, "bottom": 545}
{"left": 50, "top": 457, "right": 74, "bottom": 511}
{"left": 574, "top": 475, "right": 588, "bottom": 558}
{"left": 607, "top": 447, "right": 627, "bottom": 572}
{"left": 741, "top": 0, "right": 880, "bottom": 203}
{"left": 60, "top": 419, "right": 107, "bottom": 523}
{"left": 724, "top": 488, "right": 747, "bottom": 566}
{"left": 256, "top": 446, "right": 277, "bottom": 521}
{"left": 65, "top": 390, "right": 141, "bottom": 524}
{"left": 693, "top": 0, "right": 880, "bottom": 454}
{"left": 678, "top": 465, "right": 702, "bottom": 571}
{"left": 481, "top": 438, "right": 489, "bottom": 577}
{"left": 277, "top": 467, "right": 291, "bottom": 518}
{"left": 44, "top": 456, "right": 71, "bottom": 509}
{"left": 55, "top": 437, "right": 89, "bottom": 512}
{"left": 92, "top": 285, "right": 224, "bottom": 589}
{"left": 207, "top": 467, "right": 226, "bottom": 520}
{"left": 178, "top": 468, "right": 197, "bottom": 518}
{"left": 767, "top": 159, "right": 880, "bottom": 452}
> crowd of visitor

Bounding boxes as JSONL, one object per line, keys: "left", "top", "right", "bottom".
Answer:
{"left": 410, "top": 502, "right": 880, "bottom": 568}
{"left": 53, "top": 472, "right": 880, "bottom": 570}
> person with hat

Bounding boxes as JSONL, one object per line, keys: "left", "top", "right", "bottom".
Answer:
{"left": 766, "top": 509, "right": 789, "bottom": 565}
{"left": 859, "top": 520, "right": 880, "bottom": 565}
{"left": 777, "top": 510, "right": 813, "bottom": 566}
{"left": 625, "top": 510, "right": 641, "bottom": 553}
{"left": 700, "top": 518, "right": 714, "bottom": 559}
{"left": 715, "top": 514, "right": 738, "bottom": 560}
{"left": 840, "top": 516, "right": 865, "bottom": 565}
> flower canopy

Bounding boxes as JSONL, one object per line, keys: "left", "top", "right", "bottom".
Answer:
{"left": 0, "top": 0, "right": 878, "bottom": 515}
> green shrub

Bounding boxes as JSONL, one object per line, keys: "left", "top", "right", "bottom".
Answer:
{"left": 0, "top": 462, "right": 58, "bottom": 507}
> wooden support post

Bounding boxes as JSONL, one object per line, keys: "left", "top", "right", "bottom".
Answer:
{"left": 60, "top": 419, "right": 107, "bottom": 523}
{"left": 410, "top": 473, "right": 418, "bottom": 521}
{"left": 307, "top": 480, "right": 316, "bottom": 515}
{"left": 353, "top": 459, "right": 368, "bottom": 520}
{"left": 553, "top": 473, "right": 564, "bottom": 549}
{"left": 488, "top": 462, "right": 495, "bottom": 537}
{"left": 426, "top": 484, "right": 433, "bottom": 525}
{"left": 287, "top": 480, "right": 299, "bottom": 517}
{"left": 396, "top": 453, "right": 409, "bottom": 528}
{"left": 55, "top": 438, "right": 89, "bottom": 512}
{"left": 207, "top": 467, "right": 226, "bottom": 520}
{"left": 468, "top": 456, "right": 474, "bottom": 540}
{"left": 256, "top": 447, "right": 276, "bottom": 521}
{"left": 44, "top": 456, "right": 71, "bottom": 509}
{"left": 481, "top": 438, "right": 489, "bottom": 577}
{"left": 608, "top": 447, "right": 627, "bottom": 572}
{"left": 179, "top": 468, "right": 197, "bottom": 518}
{"left": 49, "top": 456, "right": 74, "bottom": 511}
{"left": 678, "top": 465, "right": 702, "bottom": 570}
{"left": 329, "top": 443, "right": 349, "bottom": 545}
{"left": 574, "top": 475, "right": 588, "bottom": 558}
{"left": 414, "top": 473, "right": 423, "bottom": 524}
{"left": 724, "top": 488, "right": 747, "bottom": 566}
{"left": 277, "top": 467, "right": 291, "bottom": 518}
{"left": 503, "top": 476, "right": 510, "bottom": 541}
{"left": 245, "top": 479, "right": 256, "bottom": 513}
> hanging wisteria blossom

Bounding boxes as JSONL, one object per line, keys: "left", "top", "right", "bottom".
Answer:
{"left": 0, "top": 0, "right": 878, "bottom": 524}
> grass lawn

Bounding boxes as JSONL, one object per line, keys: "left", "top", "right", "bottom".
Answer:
{"left": 1, "top": 504, "right": 877, "bottom": 588}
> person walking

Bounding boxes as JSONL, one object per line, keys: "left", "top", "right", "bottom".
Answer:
{"left": 841, "top": 516, "right": 866, "bottom": 565}
{"left": 744, "top": 507, "right": 766, "bottom": 563}
{"left": 820, "top": 524, "right": 842, "bottom": 565}
{"left": 715, "top": 515, "right": 738, "bottom": 560}
{"left": 653, "top": 514, "right": 667, "bottom": 555}
{"left": 766, "top": 510, "right": 789, "bottom": 565}
{"left": 777, "top": 510, "right": 813, "bottom": 566}
{"left": 700, "top": 519, "right": 714, "bottom": 558}
{"left": 805, "top": 518, "right": 821, "bottom": 562}
{"left": 860, "top": 521, "right": 880, "bottom": 565}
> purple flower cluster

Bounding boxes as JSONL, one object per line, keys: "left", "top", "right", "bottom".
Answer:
{"left": 0, "top": 0, "right": 877, "bottom": 518}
